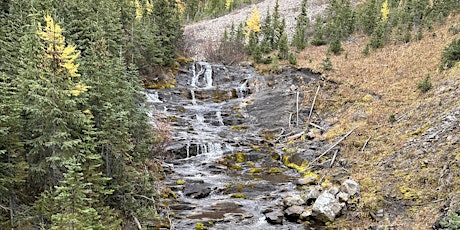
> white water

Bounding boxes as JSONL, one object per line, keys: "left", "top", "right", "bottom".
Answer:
{"left": 203, "top": 63, "right": 213, "bottom": 88}
{"left": 236, "top": 79, "right": 248, "bottom": 98}
{"left": 190, "top": 89, "right": 197, "bottom": 105}
{"left": 216, "top": 110, "right": 224, "bottom": 126}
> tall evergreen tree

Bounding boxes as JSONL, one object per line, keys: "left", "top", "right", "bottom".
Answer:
{"left": 292, "top": 0, "right": 309, "bottom": 51}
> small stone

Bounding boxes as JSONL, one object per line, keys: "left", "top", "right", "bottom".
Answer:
{"left": 283, "top": 194, "right": 305, "bottom": 207}
{"left": 328, "top": 186, "right": 340, "bottom": 196}
{"left": 265, "top": 210, "right": 284, "bottom": 225}
{"left": 377, "top": 209, "right": 384, "bottom": 217}
{"left": 312, "top": 192, "right": 345, "bottom": 222}
{"left": 284, "top": 205, "right": 304, "bottom": 221}
{"left": 297, "top": 176, "right": 317, "bottom": 186}
{"left": 300, "top": 208, "right": 313, "bottom": 220}
{"left": 336, "top": 192, "right": 349, "bottom": 202}
{"left": 305, "top": 186, "right": 321, "bottom": 203}
{"left": 340, "top": 179, "right": 360, "bottom": 197}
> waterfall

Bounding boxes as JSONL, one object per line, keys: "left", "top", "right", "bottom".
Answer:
{"left": 236, "top": 80, "right": 248, "bottom": 98}
{"left": 195, "top": 113, "right": 205, "bottom": 125}
{"left": 216, "top": 111, "right": 224, "bottom": 126}
{"left": 144, "top": 90, "right": 162, "bottom": 103}
{"left": 204, "top": 63, "right": 213, "bottom": 88}
{"left": 191, "top": 63, "right": 198, "bottom": 87}
{"left": 191, "top": 90, "right": 197, "bottom": 105}
{"left": 186, "top": 142, "right": 190, "bottom": 158}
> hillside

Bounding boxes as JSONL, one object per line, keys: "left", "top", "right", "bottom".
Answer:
{"left": 184, "top": 1, "right": 460, "bottom": 228}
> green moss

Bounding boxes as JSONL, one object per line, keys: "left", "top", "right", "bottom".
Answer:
{"left": 176, "top": 179, "right": 185, "bottom": 185}
{"left": 195, "top": 222, "right": 208, "bottom": 230}
{"left": 247, "top": 161, "right": 255, "bottom": 167}
{"left": 268, "top": 167, "right": 283, "bottom": 174}
{"left": 249, "top": 168, "right": 263, "bottom": 174}
{"left": 251, "top": 145, "right": 261, "bottom": 151}
{"left": 230, "top": 125, "right": 249, "bottom": 130}
{"left": 235, "top": 152, "right": 245, "bottom": 163}
{"left": 230, "top": 193, "right": 246, "bottom": 199}
{"left": 282, "top": 147, "right": 297, "bottom": 154}
{"left": 167, "top": 116, "right": 178, "bottom": 121}
{"left": 399, "top": 186, "right": 422, "bottom": 202}
{"left": 230, "top": 163, "right": 242, "bottom": 170}
{"left": 282, "top": 155, "right": 309, "bottom": 172}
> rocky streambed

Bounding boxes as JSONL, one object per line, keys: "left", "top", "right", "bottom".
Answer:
{"left": 146, "top": 62, "right": 361, "bottom": 229}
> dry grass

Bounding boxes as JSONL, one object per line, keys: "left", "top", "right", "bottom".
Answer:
{"left": 295, "top": 14, "right": 460, "bottom": 228}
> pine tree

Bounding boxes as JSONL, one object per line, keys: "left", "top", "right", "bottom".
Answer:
{"left": 278, "top": 32, "right": 289, "bottom": 60}
{"left": 292, "top": 0, "right": 309, "bottom": 51}
{"left": 311, "top": 14, "right": 327, "bottom": 46}
{"left": 260, "top": 8, "right": 273, "bottom": 53}
{"left": 271, "top": 0, "right": 281, "bottom": 48}
{"left": 21, "top": 14, "right": 90, "bottom": 190}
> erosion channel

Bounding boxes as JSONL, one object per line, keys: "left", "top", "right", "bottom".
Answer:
{"left": 146, "top": 62, "right": 361, "bottom": 229}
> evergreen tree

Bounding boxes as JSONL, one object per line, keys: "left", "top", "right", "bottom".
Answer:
{"left": 311, "top": 14, "right": 327, "bottom": 46}
{"left": 271, "top": 0, "right": 281, "bottom": 48}
{"left": 278, "top": 31, "right": 289, "bottom": 60}
{"left": 260, "top": 8, "right": 273, "bottom": 53}
{"left": 292, "top": 0, "right": 309, "bottom": 51}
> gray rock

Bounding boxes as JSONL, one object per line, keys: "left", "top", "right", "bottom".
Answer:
{"left": 300, "top": 208, "right": 313, "bottom": 220}
{"left": 297, "top": 176, "right": 317, "bottom": 186}
{"left": 184, "top": 182, "right": 212, "bottom": 199}
{"left": 283, "top": 194, "right": 306, "bottom": 207}
{"left": 265, "top": 210, "right": 284, "bottom": 225}
{"left": 305, "top": 186, "right": 322, "bottom": 203}
{"left": 312, "top": 192, "right": 345, "bottom": 222}
{"left": 284, "top": 205, "right": 304, "bottom": 220}
{"left": 340, "top": 179, "right": 360, "bottom": 197}
{"left": 328, "top": 186, "right": 340, "bottom": 196}
{"left": 336, "top": 192, "right": 350, "bottom": 202}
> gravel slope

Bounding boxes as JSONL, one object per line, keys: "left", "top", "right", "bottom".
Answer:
{"left": 184, "top": 0, "right": 328, "bottom": 61}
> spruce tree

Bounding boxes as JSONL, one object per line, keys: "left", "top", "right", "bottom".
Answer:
{"left": 292, "top": 0, "right": 309, "bottom": 51}
{"left": 278, "top": 32, "right": 289, "bottom": 60}
{"left": 311, "top": 15, "right": 327, "bottom": 46}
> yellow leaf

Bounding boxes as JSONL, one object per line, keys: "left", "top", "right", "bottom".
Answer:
{"left": 381, "top": 0, "right": 390, "bottom": 21}
{"left": 245, "top": 7, "right": 261, "bottom": 33}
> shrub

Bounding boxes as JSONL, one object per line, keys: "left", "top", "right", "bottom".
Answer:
{"left": 288, "top": 52, "right": 297, "bottom": 65}
{"left": 440, "top": 38, "right": 460, "bottom": 71}
{"left": 417, "top": 75, "right": 432, "bottom": 93}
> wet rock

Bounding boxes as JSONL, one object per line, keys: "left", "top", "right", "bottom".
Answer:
{"left": 170, "top": 203, "right": 196, "bottom": 211}
{"left": 340, "top": 179, "right": 360, "bottom": 197}
{"left": 265, "top": 210, "right": 284, "bottom": 225}
{"left": 284, "top": 205, "right": 304, "bottom": 221}
{"left": 185, "top": 182, "right": 212, "bottom": 199}
{"left": 312, "top": 192, "right": 345, "bottom": 222}
{"left": 223, "top": 212, "right": 254, "bottom": 223}
{"left": 283, "top": 194, "right": 306, "bottom": 207}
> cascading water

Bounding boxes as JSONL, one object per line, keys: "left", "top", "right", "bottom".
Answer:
{"left": 152, "top": 61, "right": 322, "bottom": 229}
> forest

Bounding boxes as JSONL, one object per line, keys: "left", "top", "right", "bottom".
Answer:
{"left": 1, "top": 0, "right": 459, "bottom": 229}
{"left": 0, "top": 0, "right": 182, "bottom": 228}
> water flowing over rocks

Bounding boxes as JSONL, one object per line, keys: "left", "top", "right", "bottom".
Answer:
{"left": 147, "top": 61, "right": 361, "bottom": 229}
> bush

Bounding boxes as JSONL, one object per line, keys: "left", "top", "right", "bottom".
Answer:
{"left": 440, "top": 38, "right": 460, "bottom": 71}
{"left": 417, "top": 75, "right": 432, "bottom": 92}
{"left": 440, "top": 212, "right": 460, "bottom": 229}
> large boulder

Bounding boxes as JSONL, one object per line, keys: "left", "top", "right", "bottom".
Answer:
{"left": 312, "top": 192, "right": 345, "bottom": 222}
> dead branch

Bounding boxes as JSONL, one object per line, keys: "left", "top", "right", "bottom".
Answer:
{"left": 133, "top": 216, "right": 142, "bottom": 230}
{"left": 330, "top": 149, "right": 339, "bottom": 167}
{"left": 134, "top": 194, "right": 156, "bottom": 203}
{"left": 361, "top": 136, "right": 371, "bottom": 152}
{"left": 312, "top": 126, "right": 358, "bottom": 163}
{"left": 307, "top": 85, "right": 321, "bottom": 124}
{"left": 287, "top": 131, "right": 305, "bottom": 141}
{"left": 309, "top": 122, "right": 325, "bottom": 130}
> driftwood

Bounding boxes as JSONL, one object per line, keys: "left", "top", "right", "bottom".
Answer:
{"left": 307, "top": 85, "right": 321, "bottom": 123}
{"left": 361, "top": 136, "right": 371, "bottom": 152}
{"left": 309, "top": 122, "right": 325, "bottom": 130}
{"left": 312, "top": 126, "right": 358, "bottom": 163}
{"left": 330, "top": 149, "right": 339, "bottom": 167}
{"left": 287, "top": 131, "right": 305, "bottom": 141}
{"left": 296, "top": 91, "right": 300, "bottom": 127}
